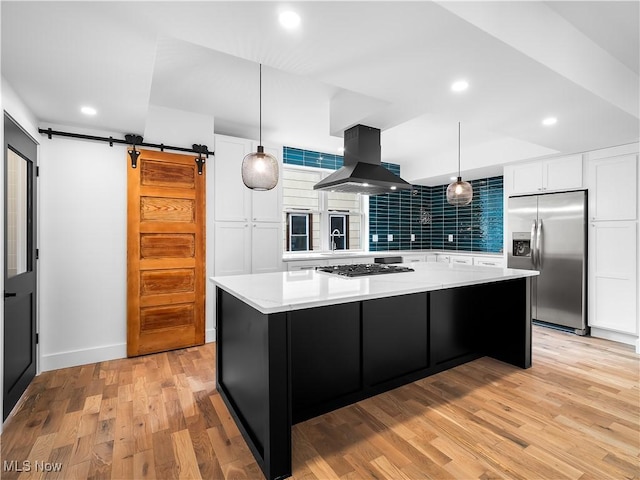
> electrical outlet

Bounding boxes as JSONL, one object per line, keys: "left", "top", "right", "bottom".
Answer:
{"left": 372, "top": 234, "right": 378, "bottom": 242}
{"left": 411, "top": 234, "right": 416, "bottom": 242}
{"left": 448, "top": 234, "right": 454, "bottom": 242}
{"left": 388, "top": 234, "right": 393, "bottom": 241}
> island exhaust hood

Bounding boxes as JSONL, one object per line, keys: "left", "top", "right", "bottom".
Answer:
{"left": 313, "top": 124, "right": 412, "bottom": 195}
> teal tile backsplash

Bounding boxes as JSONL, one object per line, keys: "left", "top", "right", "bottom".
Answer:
{"left": 283, "top": 146, "right": 503, "bottom": 253}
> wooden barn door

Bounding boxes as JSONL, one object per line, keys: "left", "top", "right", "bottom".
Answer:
{"left": 127, "top": 149, "right": 205, "bottom": 357}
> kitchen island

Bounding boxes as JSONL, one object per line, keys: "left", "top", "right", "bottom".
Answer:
{"left": 210, "top": 262, "right": 538, "bottom": 480}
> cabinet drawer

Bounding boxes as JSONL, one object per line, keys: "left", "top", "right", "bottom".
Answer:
{"left": 450, "top": 256, "right": 473, "bottom": 265}
{"left": 474, "top": 257, "right": 504, "bottom": 268}
{"left": 287, "top": 260, "right": 327, "bottom": 271}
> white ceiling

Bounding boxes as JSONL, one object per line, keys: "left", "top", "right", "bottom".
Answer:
{"left": 2, "top": 1, "right": 638, "bottom": 186}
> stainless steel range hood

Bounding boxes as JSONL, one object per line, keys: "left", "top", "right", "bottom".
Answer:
{"left": 313, "top": 124, "right": 412, "bottom": 195}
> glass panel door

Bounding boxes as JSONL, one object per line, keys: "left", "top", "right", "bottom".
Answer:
{"left": 6, "top": 149, "right": 29, "bottom": 278}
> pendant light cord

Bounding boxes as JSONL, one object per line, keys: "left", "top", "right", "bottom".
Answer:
{"left": 259, "top": 63, "right": 262, "bottom": 146}
{"left": 458, "top": 122, "right": 461, "bottom": 178}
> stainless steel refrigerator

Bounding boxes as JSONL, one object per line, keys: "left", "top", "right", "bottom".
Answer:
{"left": 507, "top": 190, "right": 587, "bottom": 335}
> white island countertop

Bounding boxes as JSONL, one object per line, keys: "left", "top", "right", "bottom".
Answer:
{"left": 210, "top": 262, "right": 538, "bottom": 314}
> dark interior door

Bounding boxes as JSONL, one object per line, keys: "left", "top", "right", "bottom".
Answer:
{"left": 3, "top": 114, "right": 37, "bottom": 421}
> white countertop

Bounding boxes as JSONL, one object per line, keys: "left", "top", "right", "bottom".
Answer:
{"left": 210, "top": 262, "right": 538, "bottom": 314}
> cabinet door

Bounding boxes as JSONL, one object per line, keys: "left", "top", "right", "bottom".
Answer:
{"left": 251, "top": 222, "right": 283, "bottom": 274}
{"left": 290, "top": 303, "right": 361, "bottom": 422}
{"left": 511, "top": 162, "right": 543, "bottom": 194}
{"left": 587, "top": 154, "right": 637, "bottom": 221}
{"left": 214, "top": 222, "right": 251, "bottom": 276}
{"left": 363, "top": 294, "right": 428, "bottom": 386}
{"left": 544, "top": 155, "right": 583, "bottom": 191}
{"left": 589, "top": 221, "right": 637, "bottom": 334}
{"left": 251, "top": 143, "right": 282, "bottom": 222}
{"left": 214, "top": 135, "right": 252, "bottom": 222}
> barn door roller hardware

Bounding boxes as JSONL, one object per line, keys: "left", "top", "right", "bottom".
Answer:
{"left": 125, "top": 134, "right": 143, "bottom": 168}
{"left": 39, "top": 128, "right": 214, "bottom": 172}
{"left": 192, "top": 144, "right": 209, "bottom": 175}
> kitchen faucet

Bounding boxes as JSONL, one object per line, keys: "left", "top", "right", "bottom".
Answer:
{"left": 331, "top": 228, "right": 341, "bottom": 251}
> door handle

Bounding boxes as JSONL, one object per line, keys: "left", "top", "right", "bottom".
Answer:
{"left": 530, "top": 219, "right": 537, "bottom": 268}
{"left": 4, "top": 292, "right": 17, "bottom": 298}
{"left": 537, "top": 219, "right": 543, "bottom": 270}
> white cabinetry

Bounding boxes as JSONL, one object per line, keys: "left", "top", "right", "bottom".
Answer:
{"left": 586, "top": 150, "right": 638, "bottom": 341}
{"left": 587, "top": 154, "right": 637, "bottom": 221}
{"left": 507, "top": 155, "right": 583, "bottom": 195}
{"left": 436, "top": 254, "right": 451, "bottom": 263}
{"left": 402, "top": 253, "right": 426, "bottom": 263}
{"left": 473, "top": 256, "right": 505, "bottom": 267}
{"left": 213, "top": 134, "right": 283, "bottom": 276}
{"left": 588, "top": 222, "right": 637, "bottom": 334}
{"left": 450, "top": 255, "right": 473, "bottom": 265}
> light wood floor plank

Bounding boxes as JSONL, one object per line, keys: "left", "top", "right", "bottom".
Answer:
{"left": 1, "top": 325, "right": 637, "bottom": 479}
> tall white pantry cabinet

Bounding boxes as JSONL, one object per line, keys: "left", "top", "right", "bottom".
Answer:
{"left": 213, "top": 134, "right": 283, "bottom": 277}
{"left": 504, "top": 144, "right": 639, "bottom": 351}
{"left": 585, "top": 145, "right": 638, "bottom": 350}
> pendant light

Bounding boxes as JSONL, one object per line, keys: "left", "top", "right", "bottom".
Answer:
{"left": 241, "top": 63, "right": 279, "bottom": 190}
{"left": 446, "top": 122, "right": 473, "bottom": 206}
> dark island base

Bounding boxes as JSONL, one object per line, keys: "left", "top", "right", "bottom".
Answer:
{"left": 216, "top": 278, "right": 531, "bottom": 480}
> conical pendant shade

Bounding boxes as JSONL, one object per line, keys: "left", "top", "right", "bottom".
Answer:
{"left": 242, "top": 64, "right": 279, "bottom": 191}
{"left": 447, "top": 122, "right": 473, "bottom": 206}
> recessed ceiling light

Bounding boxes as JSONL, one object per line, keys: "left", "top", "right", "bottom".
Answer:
{"left": 390, "top": 186, "right": 397, "bottom": 190}
{"left": 451, "top": 80, "right": 469, "bottom": 92}
{"left": 279, "top": 11, "right": 301, "bottom": 29}
{"left": 337, "top": 147, "right": 345, "bottom": 153}
{"left": 542, "top": 117, "right": 557, "bottom": 126}
{"left": 81, "top": 106, "right": 97, "bottom": 116}
{"left": 450, "top": 176, "right": 457, "bottom": 181}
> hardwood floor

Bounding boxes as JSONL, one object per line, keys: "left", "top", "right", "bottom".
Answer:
{"left": 1, "top": 325, "right": 638, "bottom": 479}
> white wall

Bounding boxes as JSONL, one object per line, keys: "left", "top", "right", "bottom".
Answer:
{"left": 39, "top": 135, "right": 127, "bottom": 370}
{"left": 1, "top": 76, "right": 40, "bottom": 431}
{"left": 38, "top": 105, "right": 215, "bottom": 371}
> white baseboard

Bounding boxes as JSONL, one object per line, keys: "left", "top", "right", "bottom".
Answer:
{"left": 590, "top": 327, "right": 639, "bottom": 351}
{"left": 40, "top": 329, "right": 217, "bottom": 372}
{"left": 40, "top": 342, "right": 127, "bottom": 372}
{"left": 206, "top": 327, "right": 216, "bottom": 343}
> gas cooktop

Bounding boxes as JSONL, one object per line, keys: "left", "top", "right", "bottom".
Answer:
{"left": 316, "top": 263, "right": 415, "bottom": 277}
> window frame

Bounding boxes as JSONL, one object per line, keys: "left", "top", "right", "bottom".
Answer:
{"left": 282, "top": 164, "right": 367, "bottom": 253}
{"left": 328, "top": 213, "right": 349, "bottom": 250}
{"left": 287, "top": 212, "right": 311, "bottom": 252}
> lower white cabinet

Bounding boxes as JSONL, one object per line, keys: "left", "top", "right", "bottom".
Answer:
{"left": 287, "top": 260, "right": 326, "bottom": 271}
{"left": 215, "top": 221, "right": 283, "bottom": 276}
{"left": 402, "top": 254, "right": 426, "bottom": 263}
{"left": 473, "top": 256, "right": 505, "bottom": 268}
{"left": 252, "top": 223, "right": 284, "bottom": 274}
{"left": 450, "top": 255, "right": 473, "bottom": 265}
{"left": 436, "top": 254, "right": 451, "bottom": 263}
{"left": 588, "top": 221, "right": 638, "bottom": 335}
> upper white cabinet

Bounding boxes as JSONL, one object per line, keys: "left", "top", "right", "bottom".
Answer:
{"left": 213, "top": 134, "right": 284, "bottom": 276}
{"left": 214, "top": 135, "right": 282, "bottom": 222}
{"left": 507, "top": 155, "right": 583, "bottom": 195}
{"left": 586, "top": 154, "right": 637, "bottom": 221}
{"left": 214, "top": 135, "right": 251, "bottom": 222}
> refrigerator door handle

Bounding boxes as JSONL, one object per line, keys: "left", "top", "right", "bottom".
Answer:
{"left": 531, "top": 219, "right": 537, "bottom": 268}
{"left": 537, "top": 218, "right": 543, "bottom": 270}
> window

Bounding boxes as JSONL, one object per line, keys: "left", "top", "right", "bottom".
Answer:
{"left": 288, "top": 213, "right": 311, "bottom": 251}
{"left": 329, "top": 214, "right": 347, "bottom": 250}
{"left": 283, "top": 165, "right": 365, "bottom": 252}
